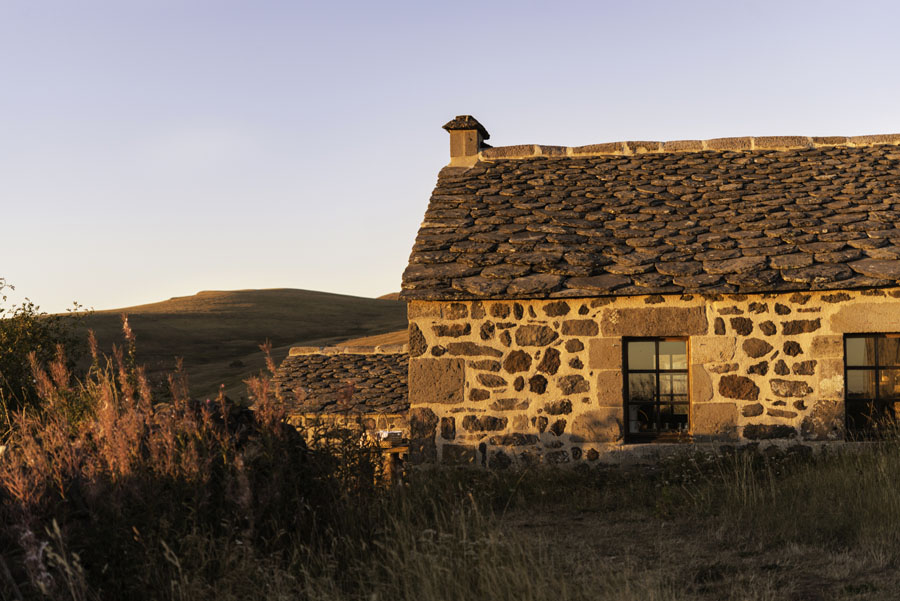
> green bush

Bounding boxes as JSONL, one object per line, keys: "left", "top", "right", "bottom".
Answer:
{"left": 0, "top": 279, "right": 87, "bottom": 419}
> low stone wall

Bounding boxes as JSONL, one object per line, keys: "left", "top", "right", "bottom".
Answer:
{"left": 274, "top": 344, "right": 409, "bottom": 436}
{"left": 288, "top": 412, "right": 408, "bottom": 442}
{"left": 406, "top": 289, "right": 900, "bottom": 467}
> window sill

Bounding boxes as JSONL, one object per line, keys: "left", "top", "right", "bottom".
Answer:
{"left": 624, "top": 433, "right": 693, "bottom": 445}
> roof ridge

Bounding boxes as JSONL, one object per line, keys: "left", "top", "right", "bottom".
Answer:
{"left": 289, "top": 345, "right": 408, "bottom": 356}
{"left": 478, "top": 134, "right": 900, "bottom": 160}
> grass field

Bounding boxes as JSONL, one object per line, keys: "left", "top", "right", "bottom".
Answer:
{"left": 76, "top": 288, "right": 407, "bottom": 401}
{"left": 5, "top": 313, "right": 900, "bottom": 599}
{"left": 15, "top": 289, "right": 895, "bottom": 599}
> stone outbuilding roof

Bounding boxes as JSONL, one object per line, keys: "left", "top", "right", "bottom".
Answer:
{"left": 274, "top": 346, "right": 408, "bottom": 415}
{"left": 402, "top": 119, "right": 900, "bottom": 300}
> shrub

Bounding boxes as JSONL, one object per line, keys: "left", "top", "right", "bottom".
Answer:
{"left": 0, "top": 279, "right": 87, "bottom": 419}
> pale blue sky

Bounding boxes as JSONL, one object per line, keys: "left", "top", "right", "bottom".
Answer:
{"left": 1, "top": 0, "right": 899, "bottom": 312}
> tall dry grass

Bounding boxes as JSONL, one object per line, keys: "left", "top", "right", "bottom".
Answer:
{"left": 0, "top": 321, "right": 383, "bottom": 600}
{"left": 3, "top": 322, "right": 900, "bottom": 599}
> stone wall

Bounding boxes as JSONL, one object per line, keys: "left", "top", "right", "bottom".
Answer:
{"left": 288, "top": 412, "right": 408, "bottom": 444}
{"left": 407, "top": 288, "right": 900, "bottom": 466}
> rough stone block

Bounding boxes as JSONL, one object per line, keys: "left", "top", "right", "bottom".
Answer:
{"left": 565, "top": 339, "right": 584, "bottom": 352}
{"left": 480, "top": 144, "right": 537, "bottom": 159}
{"left": 692, "top": 403, "right": 737, "bottom": 439}
{"left": 781, "top": 318, "right": 821, "bottom": 335}
{"left": 443, "top": 302, "right": 469, "bottom": 319}
{"left": 409, "top": 358, "right": 465, "bottom": 404}
{"left": 408, "top": 407, "right": 438, "bottom": 464}
{"left": 515, "top": 325, "right": 559, "bottom": 346}
{"left": 489, "top": 433, "right": 538, "bottom": 446}
{"left": 600, "top": 306, "right": 708, "bottom": 337}
{"left": 753, "top": 136, "right": 811, "bottom": 149}
{"left": 691, "top": 364, "right": 713, "bottom": 403}
{"left": 462, "top": 415, "right": 507, "bottom": 431}
{"left": 706, "top": 136, "right": 752, "bottom": 150}
{"left": 730, "top": 317, "right": 753, "bottom": 335}
{"left": 810, "top": 335, "right": 843, "bottom": 358}
{"left": 691, "top": 336, "right": 736, "bottom": 364}
{"left": 818, "top": 363, "right": 845, "bottom": 398}
{"left": 432, "top": 323, "right": 470, "bottom": 338}
{"left": 544, "top": 399, "right": 573, "bottom": 415}
{"left": 742, "top": 424, "right": 797, "bottom": 440}
{"left": 742, "top": 403, "right": 764, "bottom": 417}
{"left": 816, "top": 357, "right": 844, "bottom": 379}
{"left": 743, "top": 338, "right": 774, "bottom": 358}
{"left": 588, "top": 338, "right": 622, "bottom": 369}
{"left": 770, "top": 379, "right": 813, "bottom": 397}
{"left": 543, "top": 301, "right": 571, "bottom": 316}
{"left": 572, "top": 142, "right": 627, "bottom": 155}
{"left": 536, "top": 348, "right": 561, "bottom": 375}
{"left": 440, "top": 417, "right": 456, "bottom": 440}
{"left": 561, "top": 319, "right": 599, "bottom": 336}
{"left": 476, "top": 373, "right": 507, "bottom": 388}
{"left": 502, "top": 350, "right": 532, "bottom": 373}
{"left": 558, "top": 375, "right": 590, "bottom": 394}
{"left": 783, "top": 341, "right": 803, "bottom": 356}
{"left": 792, "top": 360, "right": 817, "bottom": 375}
{"left": 446, "top": 342, "right": 503, "bottom": 357}
{"left": 569, "top": 408, "right": 623, "bottom": 443}
{"left": 409, "top": 323, "right": 427, "bottom": 357}
{"left": 529, "top": 374, "right": 548, "bottom": 394}
{"left": 595, "top": 370, "right": 623, "bottom": 406}
{"left": 663, "top": 139, "right": 703, "bottom": 152}
{"left": 718, "top": 374, "right": 759, "bottom": 401}
{"left": 832, "top": 303, "right": 900, "bottom": 333}
{"left": 441, "top": 444, "right": 477, "bottom": 465}
{"left": 800, "top": 399, "right": 844, "bottom": 441}
{"left": 408, "top": 302, "right": 441, "bottom": 320}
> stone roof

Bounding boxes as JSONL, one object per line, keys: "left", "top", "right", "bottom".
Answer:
{"left": 401, "top": 134, "right": 900, "bottom": 300}
{"left": 274, "top": 346, "right": 408, "bottom": 415}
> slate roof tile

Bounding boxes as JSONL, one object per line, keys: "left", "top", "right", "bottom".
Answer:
{"left": 274, "top": 352, "right": 408, "bottom": 415}
{"left": 402, "top": 140, "right": 900, "bottom": 299}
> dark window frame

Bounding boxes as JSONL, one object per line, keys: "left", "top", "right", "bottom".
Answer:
{"left": 844, "top": 333, "right": 900, "bottom": 436}
{"left": 623, "top": 337, "right": 691, "bottom": 443}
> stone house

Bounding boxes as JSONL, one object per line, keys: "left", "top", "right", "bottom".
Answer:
{"left": 274, "top": 344, "right": 408, "bottom": 438}
{"left": 399, "top": 115, "right": 900, "bottom": 467}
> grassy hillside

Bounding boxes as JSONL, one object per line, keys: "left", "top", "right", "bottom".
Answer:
{"left": 77, "top": 289, "right": 407, "bottom": 401}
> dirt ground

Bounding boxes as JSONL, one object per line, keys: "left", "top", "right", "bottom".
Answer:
{"left": 504, "top": 508, "right": 900, "bottom": 601}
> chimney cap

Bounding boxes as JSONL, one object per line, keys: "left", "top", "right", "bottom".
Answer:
{"left": 442, "top": 115, "right": 490, "bottom": 141}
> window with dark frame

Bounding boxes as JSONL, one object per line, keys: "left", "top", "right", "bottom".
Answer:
{"left": 623, "top": 338, "right": 689, "bottom": 442}
{"left": 844, "top": 334, "right": 900, "bottom": 435}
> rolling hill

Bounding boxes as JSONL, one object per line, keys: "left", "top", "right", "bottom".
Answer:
{"left": 77, "top": 289, "right": 408, "bottom": 402}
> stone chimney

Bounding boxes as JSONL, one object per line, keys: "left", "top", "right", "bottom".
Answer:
{"left": 442, "top": 115, "right": 490, "bottom": 167}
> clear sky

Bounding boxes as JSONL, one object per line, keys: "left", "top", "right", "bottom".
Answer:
{"left": 1, "top": 0, "right": 899, "bottom": 313}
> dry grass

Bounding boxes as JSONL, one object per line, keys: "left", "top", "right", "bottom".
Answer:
{"left": 74, "top": 289, "right": 407, "bottom": 400}
{"left": 5, "top": 322, "right": 900, "bottom": 599}
{"left": 337, "top": 329, "right": 408, "bottom": 347}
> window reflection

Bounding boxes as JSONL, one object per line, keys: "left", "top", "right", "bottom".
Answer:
{"left": 846, "top": 337, "right": 875, "bottom": 367}
{"left": 878, "top": 338, "right": 900, "bottom": 367}
{"left": 879, "top": 369, "right": 900, "bottom": 399}
{"left": 658, "top": 341, "right": 687, "bottom": 370}
{"left": 628, "top": 373, "right": 655, "bottom": 402}
{"left": 845, "top": 334, "right": 900, "bottom": 436}
{"left": 625, "top": 339, "right": 690, "bottom": 440}
{"left": 627, "top": 341, "right": 656, "bottom": 370}
{"left": 847, "top": 370, "right": 876, "bottom": 399}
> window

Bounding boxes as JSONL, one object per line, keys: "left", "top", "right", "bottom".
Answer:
{"left": 624, "top": 338, "right": 689, "bottom": 442}
{"left": 844, "top": 334, "right": 900, "bottom": 435}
